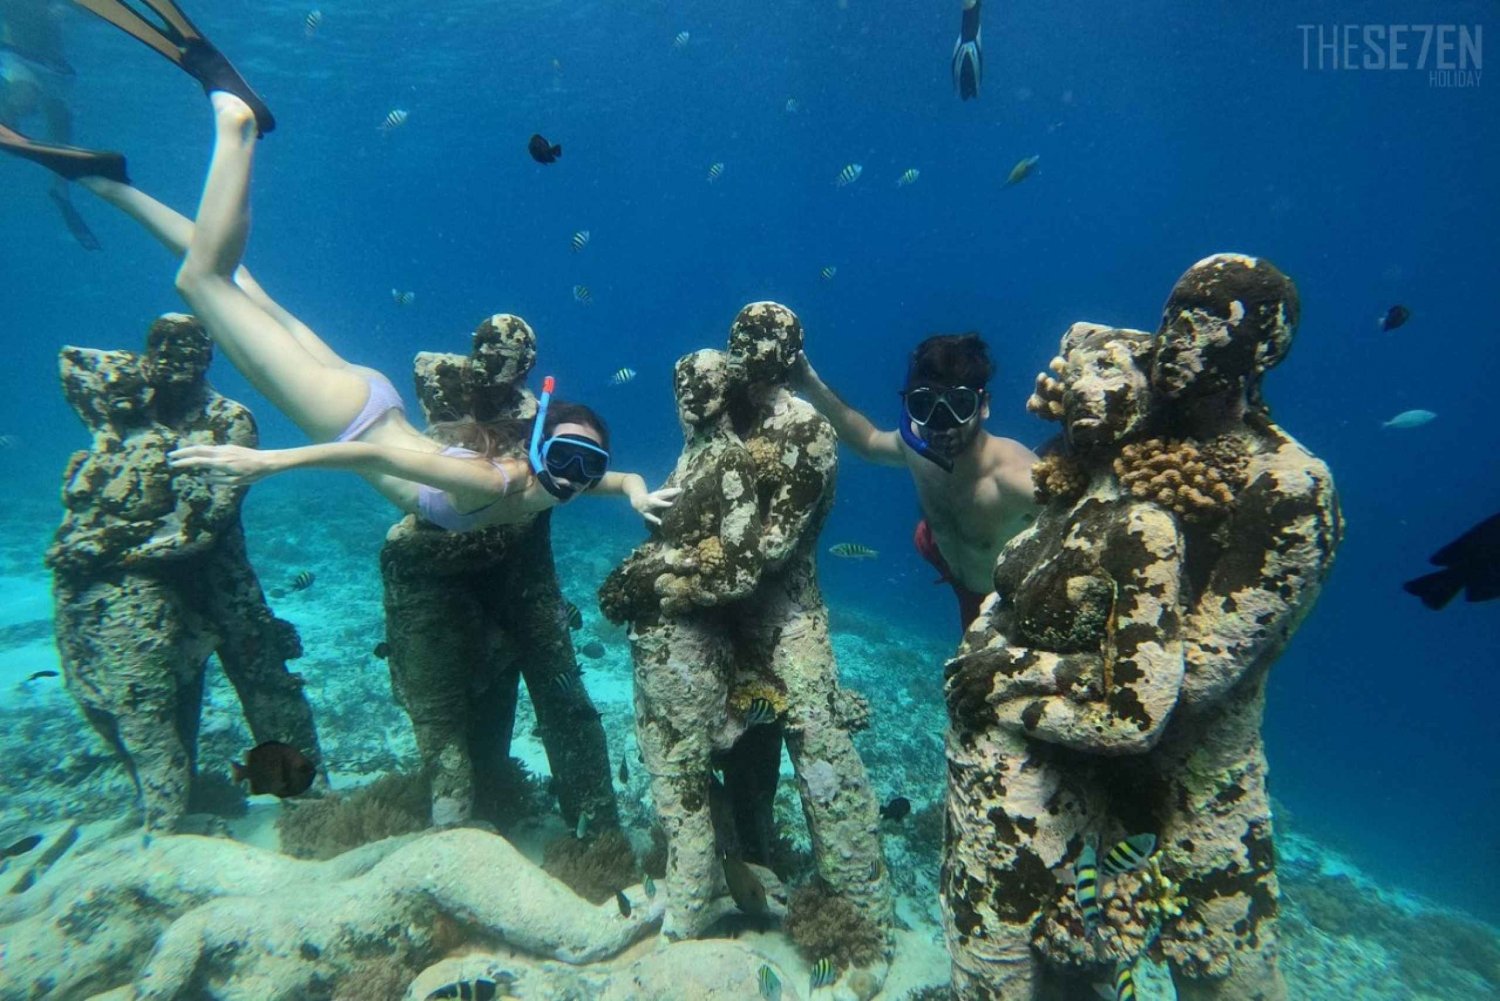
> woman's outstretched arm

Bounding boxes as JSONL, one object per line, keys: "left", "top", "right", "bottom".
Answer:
{"left": 591, "top": 472, "right": 681, "bottom": 526}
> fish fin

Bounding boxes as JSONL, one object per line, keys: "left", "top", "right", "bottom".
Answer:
{"left": 1403, "top": 568, "right": 1463, "bottom": 610}
{"left": 1464, "top": 572, "right": 1500, "bottom": 603}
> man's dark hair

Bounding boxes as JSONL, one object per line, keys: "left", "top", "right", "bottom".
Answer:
{"left": 907, "top": 332, "right": 994, "bottom": 391}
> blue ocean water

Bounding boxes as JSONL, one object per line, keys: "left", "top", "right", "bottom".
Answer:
{"left": 0, "top": 0, "right": 1495, "bottom": 965}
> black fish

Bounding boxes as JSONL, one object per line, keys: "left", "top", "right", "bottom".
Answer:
{"left": 24, "top": 670, "right": 59, "bottom": 683}
{"left": 528, "top": 133, "right": 562, "bottom": 164}
{"left": 231, "top": 742, "right": 317, "bottom": 798}
{"left": 2, "top": 834, "right": 42, "bottom": 859}
{"left": 580, "top": 639, "right": 606, "bottom": 659}
{"left": 616, "top": 890, "right": 632, "bottom": 917}
{"left": 721, "top": 853, "right": 768, "bottom": 915}
{"left": 1404, "top": 512, "right": 1500, "bottom": 609}
{"left": 425, "top": 979, "right": 501, "bottom": 1001}
{"left": 619, "top": 754, "right": 629, "bottom": 784}
{"left": 1380, "top": 304, "right": 1411, "bottom": 332}
{"left": 879, "top": 796, "right": 911, "bottom": 821}
{"left": 373, "top": 641, "right": 390, "bottom": 659}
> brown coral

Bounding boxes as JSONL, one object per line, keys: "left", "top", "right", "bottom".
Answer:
{"left": 1113, "top": 437, "right": 1244, "bottom": 522}
{"left": 728, "top": 681, "right": 789, "bottom": 719}
{"left": 1031, "top": 453, "right": 1088, "bottom": 506}
{"left": 784, "top": 881, "right": 887, "bottom": 968}
{"left": 1026, "top": 356, "right": 1067, "bottom": 422}
{"left": 276, "top": 772, "right": 431, "bottom": 860}
{"left": 541, "top": 829, "right": 638, "bottom": 904}
{"left": 833, "top": 687, "right": 872, "bottom": 733}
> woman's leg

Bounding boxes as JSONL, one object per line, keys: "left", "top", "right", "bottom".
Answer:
{"left": 166, "top": 93, "right": 369, "bottom": 440}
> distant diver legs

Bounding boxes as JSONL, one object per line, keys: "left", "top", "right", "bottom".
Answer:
{"left": 0, "top": 121, "right": 128, "bottom": 183}
{"left": 952, "top": 0, "right": 983, "bottom": 100}
{"left": 72, "top": 0, "right": 275, "bottom": 134}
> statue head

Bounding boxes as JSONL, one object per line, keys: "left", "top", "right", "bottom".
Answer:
{"left": 59, "top": 347, "right": 154, "bottom": 432}
{"left": 1056, "top": 324, "right": 1156, "bottom": 449}
{"left": 673, "top": 349, "right": 732, "bottom": 430}
{"left": 1152, "top": 254, "right": 1299, "bottom": 404}
{"left": 727, "top": 301, "right": 803, "bottom": 388}
{"left": 141, "top": 314, "right": 213, "bottom": 392}
{"left": 469, "top": 314, "right": 537, "bottom": 390}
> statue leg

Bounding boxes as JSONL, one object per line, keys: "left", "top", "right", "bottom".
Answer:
{"left": 381, "top": 553, "right": 484, "bottom": 827}
{"left": 748, "top": 576, "right": 892, "bottom": 936}
{"left": 54, "top": 575, "right": 202, "bottom": 831}
{"left": 498, "top": 514, "right": 618, "bottom": 831}
{"left": 1157, "top": 688, "right": 1286, "bottom": 1001}
{"left": 468, "top": 626, "right": 522, "bottom": 827}
{"left": 629, "top": 615, "right": 732, "bottom": 939}
{"left": 195, "top": 526, "right": 324, "bottom": 784}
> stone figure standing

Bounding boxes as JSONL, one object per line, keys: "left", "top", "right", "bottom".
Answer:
{"left": 380, "top": 314, "right": 619, "bottom": 831}
{"left": 943, "top": 256, "right": 1341, "bottom": 1000}
{"left": 49, "top": 313, "right": 322, "bottom": 832}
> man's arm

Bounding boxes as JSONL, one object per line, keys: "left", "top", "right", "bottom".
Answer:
{"left": 790, "top": 352, "right": 904, "bottom": 466}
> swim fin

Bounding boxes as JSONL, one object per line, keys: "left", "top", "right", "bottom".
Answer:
{"left": 73, "top": 0, "right": 275, "bottom": 136}
{"left": 49, "top": 188, "right": 104, "bottom": 250}
{"left": 952, "top": 0, "right": 983, "bottom": 101}
{"left": 0, "top": 124, "right": 129, "bottom": 184}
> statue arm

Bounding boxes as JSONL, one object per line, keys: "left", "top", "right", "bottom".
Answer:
{"left": 946, "top": 505, "right": 1185, "bottom": 753}
{"left": 758, "top": 418, "right": 837, "bottom": 567}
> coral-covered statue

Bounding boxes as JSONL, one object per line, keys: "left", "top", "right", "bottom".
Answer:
{"left": 380, "top": 315, "right": 618, "bottom": 831}
{"left": 943, "top": 256, "right": 1342, "bottom": 999}
{"left": 48, "top": 314, "right": 322, "bottom": 832}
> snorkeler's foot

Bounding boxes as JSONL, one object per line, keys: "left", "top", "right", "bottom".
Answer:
{"left": 0, "top": 124, "right": 129, "bottom": 185}
{"left": 73, "top": 0, "right": 275, "bottom": 136}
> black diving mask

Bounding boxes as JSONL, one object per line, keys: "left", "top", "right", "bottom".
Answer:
{"left": 903, "top": 385, "right": 982, "bottom": 430}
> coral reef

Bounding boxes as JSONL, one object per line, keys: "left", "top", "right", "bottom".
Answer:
{"left": 276, "top": 771, "right": 431, "bottom": 860}
{"left": 542, "top": 829, "right": 639, "bottom": 905}
{"left": 1030, "top": 452, "right": 1088, "bottom": 506}
{"left": 727, "top": 680, "right": 789, "bottom": 719}
{"left": 1114, "top": 437, "right": 1245, "bottom": 522}
{"left": 1025, "top": 354, "right": 1067, "bottom": 422}
{"left": 785, "top": 880, "right": 887, "bottom": 969}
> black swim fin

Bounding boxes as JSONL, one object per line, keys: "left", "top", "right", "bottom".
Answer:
{"left": 0, "top": 124, "right": 129, "bottom": 184}
{"left": 73, "top": 0, "right": 275, "bottom": 136}
{"left": 952, "top": 0, "right": 983, "bottom": 101}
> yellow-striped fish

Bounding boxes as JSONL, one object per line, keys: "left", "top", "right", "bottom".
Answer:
{"left": 572, "top": 284, "right": 592, "bottom": 304}
{"left": 379, "top": 108, "right": 409, "bottom": 133}
{"left": 611, "top": 367, "right": 637, "bottom": 385}
{"left": 809, "top": 957, "right": 837, "bottom": 990}
{"left": 1100, "top": 833, "right": 1156, "bottom": 877}
{"left": 819, "top": 265, "right": 837, "bottom": 281}
{"left": 391, "top": 288, "right": 416, "bottom": 306}
{"left": 290, "top": 570, "right": 315, "bottom": 591}
{"left": 897, "top": 168, "right": 920, "bottom": 186}
{"left": 1004, "top": 154, "right": 1040, "bottom": 187}
{"left": 571, "top": 230, "right": 591, "bottom": 252}
{"left": 834, "top": 162, "right": 863, "bottom": 187}
{"left": 707, "top": 161, "right": 725, "bottom": 183}
{"left": 828, "top": 542, "right": 877, "bottom": 559}
{"left": 758, "top": 964, "right": 781, "bottom": 1001}
{"left": 1113, "top": 959, "right": 1136, "bottom": 1001}
{"left": 673, "top": 30, "right": 691, "bottom": 49}
{"left": 1075, "top": 841, "right": 1100, "bottom": 932}
{"left": 303, "top": 10, "right": 323, "bottom": 37}
{"left": 745, "top": 697, "right": 778, "bottom": 726}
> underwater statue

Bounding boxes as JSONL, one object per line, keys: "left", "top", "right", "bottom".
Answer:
{"left": 379, "top": 314, "right": 619, "bottom": 831}
{"left": 942, "top": 256, "right": 1342, "bottom": 1000}
{"left": 48, "top": 313, "right": 322, "bottom": 832}
{"left": 598, "top": 347, "right": 765, "bottom": 939}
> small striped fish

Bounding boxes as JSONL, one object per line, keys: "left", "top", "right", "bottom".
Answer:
{"left": 819, "top": 265, "right": 837, "bottom": 281}
{"left": 1113, "top": 959, "right": 1136, "bottom": 1001}
{"left": 1100, "top": 833, "right": 1156, "bottom": 877}
{"left": 834, "top": 162, "right": 863, "bottom": 187}
{"left": 828, "top": 542, "right": 877, "bottom": 559}
{"left": 611, "top": 367, "right": 637, "bottom": 385}
{"left": 784, "top": 97, "right": 801, "bottom": 113}
{"left": 570, "top": 229, "right": 591, "bottom": 252}
{"left": 303, "top": 10, "right": 322, "bottom": 37}
{"left": 379, "top": 108, "right": 409, "bottom": 133}
{"left": 644, "top": 873, "right": 656, "bottom": 898}
{"left": 424, "top": 978, "right": 502, "bottom": 1001}
{"left": 745, "top": 697, "right": 778, "bottom": 726}
{"left": 290, "top": 570, "right": 315, "bottom": 591}
{"left": 673, "top": 30, "right": 691, "bottom": 49}
{"left": 572, "top": 284, "right": 592, "bottom": 304}
{"left": 808, "top": 957, "right": 837, "bottom": 990}
{"left": 1075, "top": 841, "right": 1100, "bottom": 932}
{"left": 897, "top": 168, "right": 920, "bottom": 186}
{"left": 553, "top": 670, "right": 581, "bottom": 695}
{"left": 758, "top": 964, "right": 782, "bottom": 1001}
{"left": 391, "top": 288, "right": 416, "bottom": 306}
{"left": 707, "top": 161, "right": 725, "bottom": 183}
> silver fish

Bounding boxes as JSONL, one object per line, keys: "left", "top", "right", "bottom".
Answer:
{"left": 379, "top": 108, "right": 409, "bottom": 133}
{"left": 1004, "top": 154, "right": 1040, "bottom": 187}
{"left": 1382, "top": 408, "right": 1436, "bottom": 429}
{"left": 673, "top": 30, "right": 691, "bottom": 49}
{"left": 571, "top": 229, "right": 591, "bottom": 252}
{"left": 707, "top": 161, "right": 725, "bottom": 183}
{"left": 819, "top": 265, "right": 837, "bottom": 281}
{"left": 834, "top": 163, "right": 863, "bottom": 187}
{"left": 611, "top": 367, "right": 637, "bottom": 385}
{"left": 303, "top": 10, "right": 323, "bottom": 37}
{"left": 391, "top": 288, "right": 416, "bottom": 306}
{"left": 572, "top": 284, "right": 593, "bottom": 304}
{"left": 828, "top": 542, "right": 877, "bottom": 559}
{"left": 897, "top": 168, "right": 920, "bottom": 186}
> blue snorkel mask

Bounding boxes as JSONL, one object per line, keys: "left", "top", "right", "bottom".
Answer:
{"left": 529, "top": 376, "right": 611, "bottom": 501}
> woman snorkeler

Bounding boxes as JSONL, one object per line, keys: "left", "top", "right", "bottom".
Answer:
{"left": 0, "top": 0, "right": 678, "bottom": 530}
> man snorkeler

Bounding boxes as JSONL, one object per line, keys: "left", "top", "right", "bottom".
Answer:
{"left": 793, "top": 333, "right": 1038, "bottom": 632}
{"left": 0, "top": 0, "right": 100, "bottom": 248}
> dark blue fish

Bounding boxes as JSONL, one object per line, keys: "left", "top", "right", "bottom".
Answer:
{"left": 1379, "top": 304, "right": 1411, "bottom": 331}
{"left": 529, "top": 133, "right": 562, "bottom": 164}
{"left": 879, "top": 796, "right": 911, "bottom": 821}
{"left": 1404, "top": 512, "right": 1500, "bottom": 609}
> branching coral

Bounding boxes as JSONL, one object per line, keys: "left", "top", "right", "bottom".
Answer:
{"left": 833, "top": 687, "right": 872, "bottom": 733}
{"left": 784, "top": 881, "right": 887, "bottom": 968}
{"left": 277, "top": 771, "right": 430, "bottom": 860}
{"left": 1031, "top": 453, "right": 1089, "bottom": 506}
{"left": 1026, "top": 356, "right": 1067, "bottom": 422}
{"left": 1113, "top": 437, "right": 1244, "bottom": 522}
{"left": 542, "top": 829, "right": 639, "bottom": 905}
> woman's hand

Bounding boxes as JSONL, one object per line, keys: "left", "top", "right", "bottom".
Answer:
{"left": 168, "top": 444, "right": 281, "bottom": 487}
{"left": 632, "top": 486, "right": 682, "bottom": 527}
